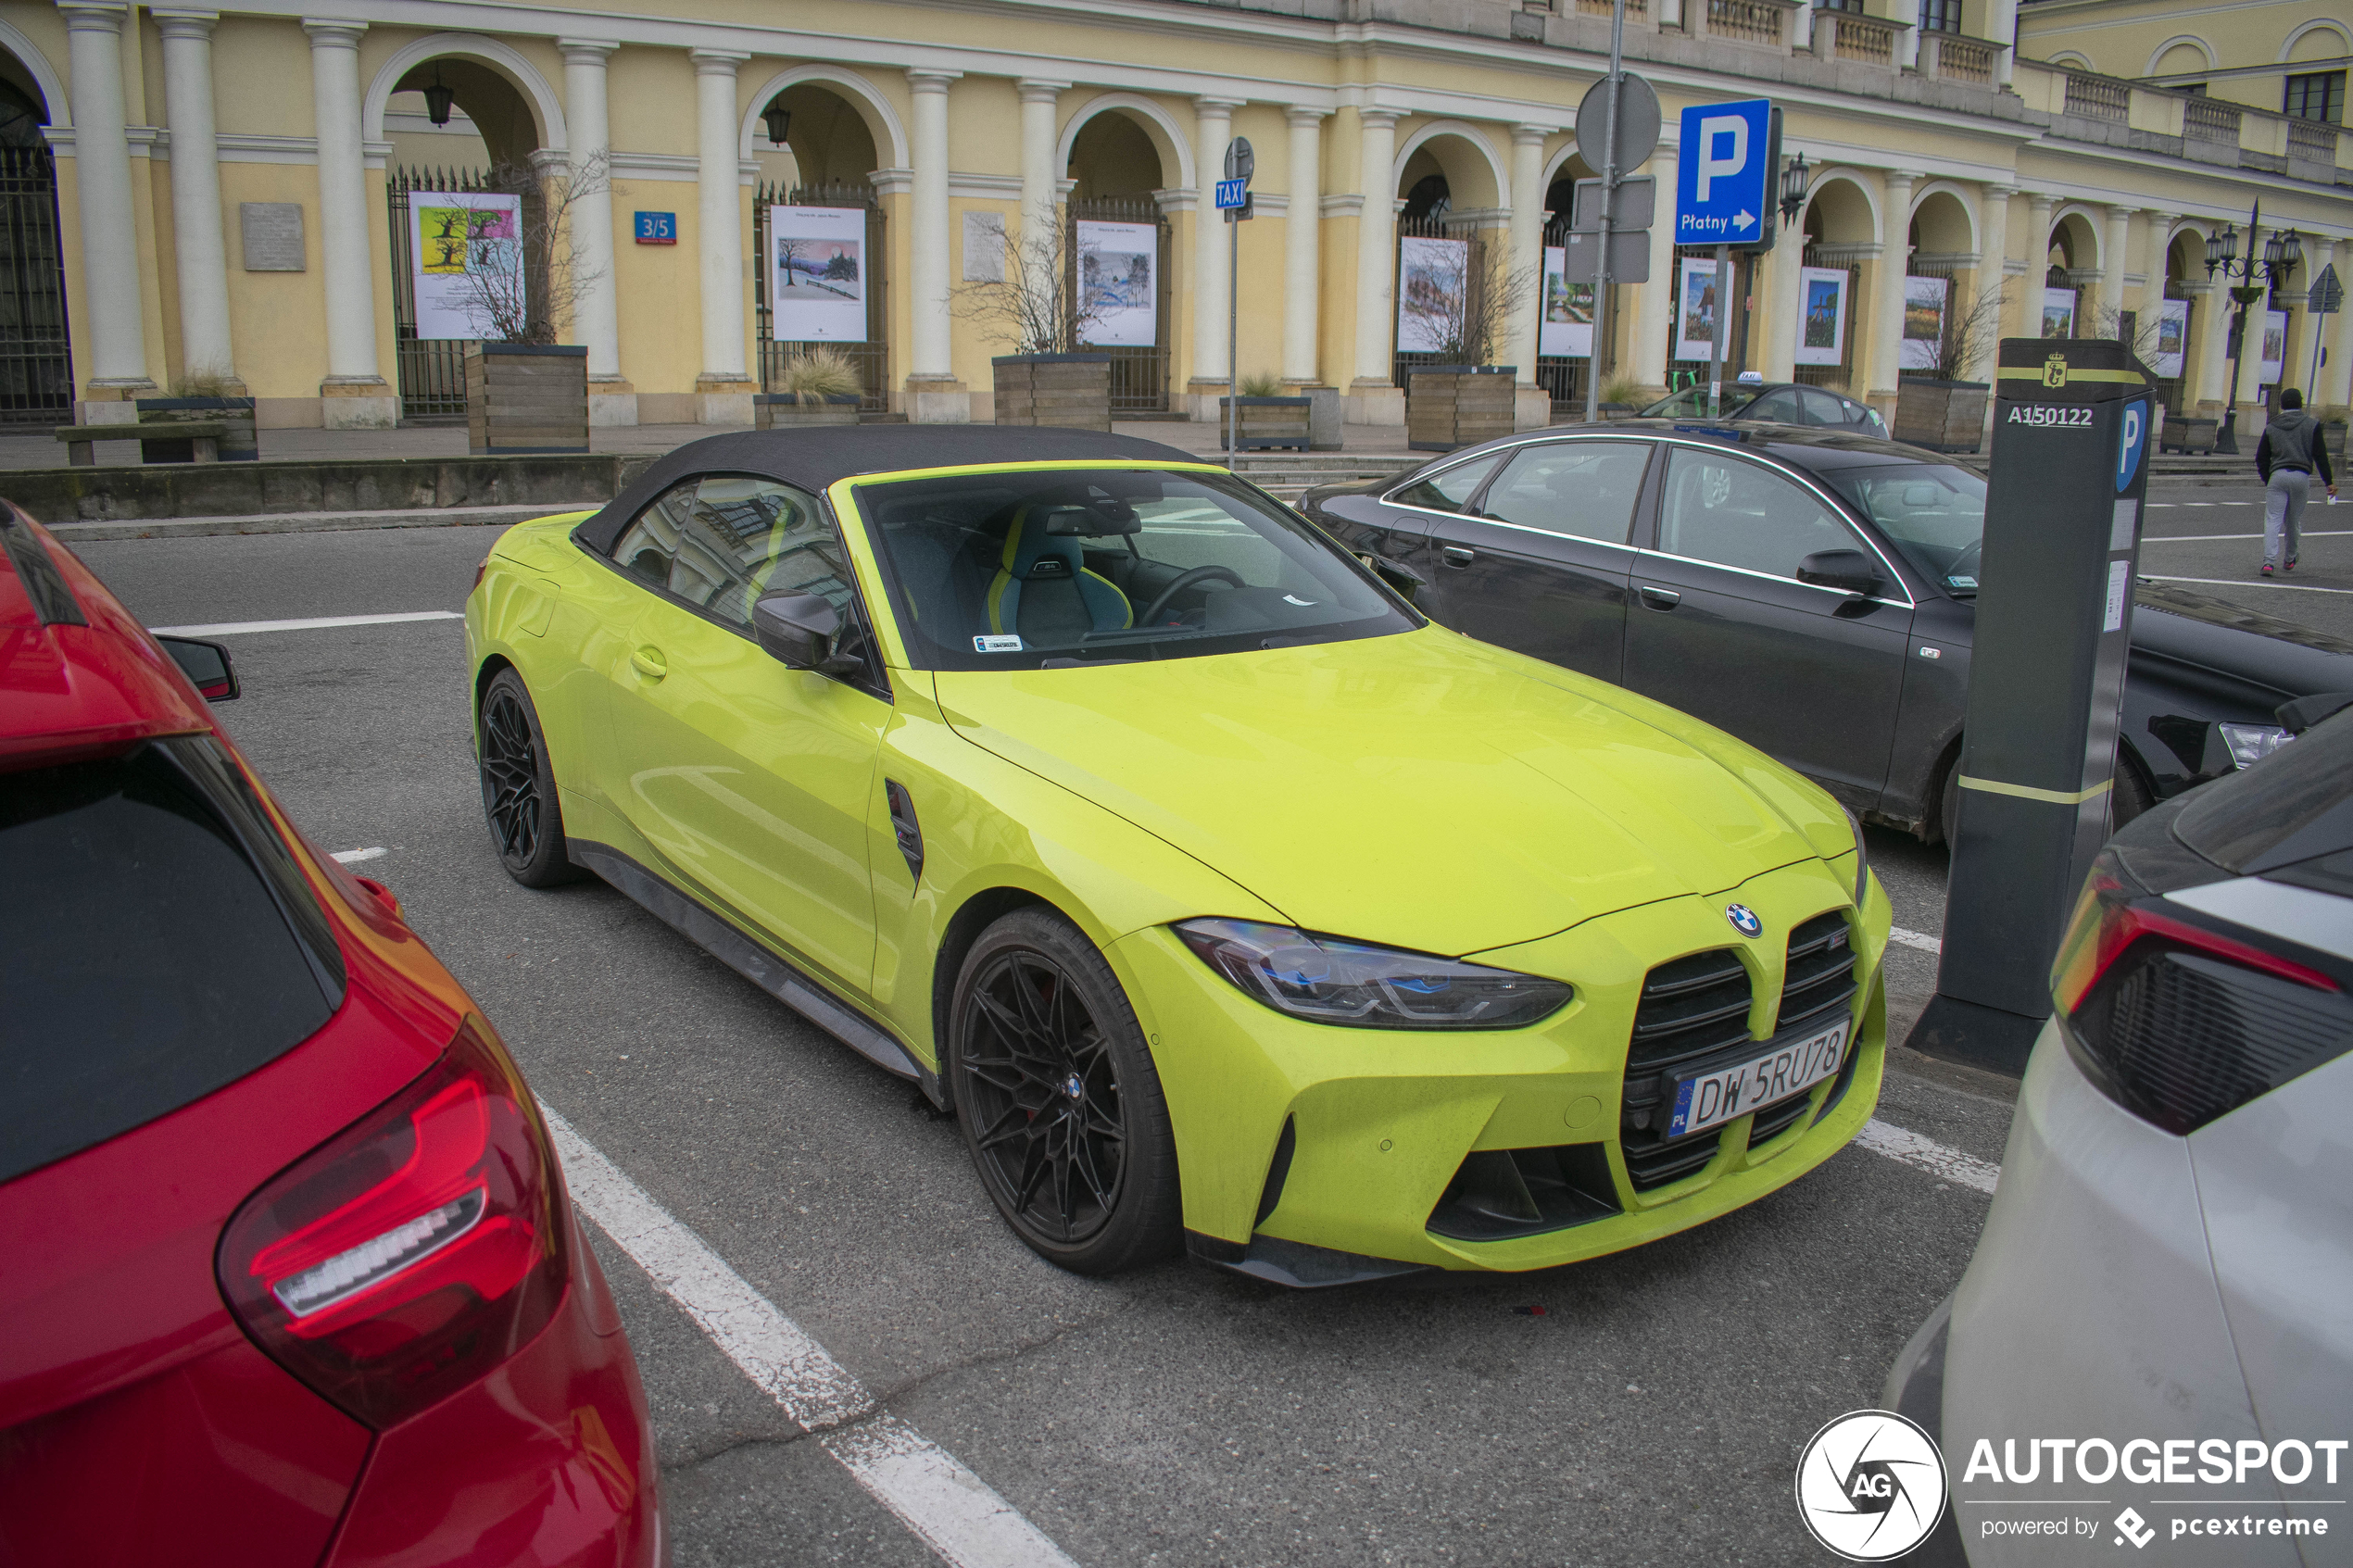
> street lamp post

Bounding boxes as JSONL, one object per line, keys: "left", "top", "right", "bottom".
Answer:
{"left": 2204, "top": 201, "right": 2303, "bottom": 456}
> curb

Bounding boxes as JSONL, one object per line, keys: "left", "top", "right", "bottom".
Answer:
{"left": 47, "top": 502, "right": 599, "bottom": 543}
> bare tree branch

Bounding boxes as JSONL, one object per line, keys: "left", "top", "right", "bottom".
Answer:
{"left": 438, "top": 150, "right": 610, "bottom": 345}
{"left": 1400, "top": 239, "right": 1541, "bottom": 366}
{"left": 951, "top": 224, "right": 1107, "bottom": 356}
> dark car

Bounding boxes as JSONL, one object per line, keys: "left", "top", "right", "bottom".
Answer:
{"left": 1642, "top": 383, "right": 1888, "bottom": 438}
{"left": 1302, "top": 420, "right": 2353, "bottom": 843}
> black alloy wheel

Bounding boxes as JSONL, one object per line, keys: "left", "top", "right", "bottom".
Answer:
{"left": 478, "top": 669, "right": 580, "bottom": 887}
{"left": 949, "top": 909, "right": 1179, "bottom": 1274}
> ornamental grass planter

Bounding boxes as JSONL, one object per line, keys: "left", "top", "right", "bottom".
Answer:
{"left": 135, "top": 395, "right": 258, "bottom": 463}
{"left": 465, "top": 343, "right": 589, "bottom": 456}
{"left": 1893, "top": 379, "right": 1990, "bottom": 454}
{"left": 992, "top": 354, "right": 1112, "bottom": 431}
{"left": 755, "top": 394, "right": 861, "bottom": 429}
{"left": 1216, "top": 395, "right": 1311, "bottom": 451}
{"left": 2322, "top": 420, "right": 2347, "bottom": 471}
{"left": 1406, "top": 365, "right": 1516, "bottom": 452}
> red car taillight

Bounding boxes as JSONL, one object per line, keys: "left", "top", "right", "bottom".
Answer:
{"left": 219, "top": 1016, "right": 570, "bottom": 1429}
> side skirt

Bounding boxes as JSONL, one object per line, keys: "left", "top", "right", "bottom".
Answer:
{"left": 570, "top": 838, "right": 946, "bottom": 1106}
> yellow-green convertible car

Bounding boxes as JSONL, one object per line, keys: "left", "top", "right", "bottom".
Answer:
{"left": 466, "top": 427, "right": 1892, "bottom": 1286}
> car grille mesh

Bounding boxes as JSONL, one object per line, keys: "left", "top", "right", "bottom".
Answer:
{"left": 1777, "top": 911, "right": 1857, "bottom": 1034}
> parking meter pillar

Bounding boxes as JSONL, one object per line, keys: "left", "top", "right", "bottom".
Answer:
{"left": 1907, "top": 337, "right": 2157, "bottom": 1075}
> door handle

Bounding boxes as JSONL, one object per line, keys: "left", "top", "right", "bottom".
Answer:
{"left": 630, "top": 646, "right": 668, "bottom": 681}
{"left": 1441, "top": 546, "right": 1476, "bottom": 567}
{"left": 1638, "top": 585, "right": 1681, "bottom": 610}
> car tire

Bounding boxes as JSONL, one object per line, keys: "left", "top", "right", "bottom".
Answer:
{"left": 2110, "top": 752, "right": 2156, "bottom": 834}
{"left": 1939, "top": 756, "right": 1960, "bottom": 849}
{"left": 947, "top": 907, "right": 1181, "bottom": 1275}
{"left": 478, "top": 669, "right": 582, "bottom": 888}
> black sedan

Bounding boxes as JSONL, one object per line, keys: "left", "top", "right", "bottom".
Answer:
{"left": 1303, "top": 420, "right": 2353, "bottom": 843}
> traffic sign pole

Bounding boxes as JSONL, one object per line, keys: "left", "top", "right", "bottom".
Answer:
{"left": 1221, "top": 140, "right": 1254, "bottom": 471}
{"left": 1583, "top": 0, "right": 1628, "bottom": 425}
{"left": 1707, "top": 244, "right": 1729, "bottom": 414}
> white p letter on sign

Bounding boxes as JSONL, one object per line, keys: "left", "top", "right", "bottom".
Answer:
{"left": 1695, "top": 116, "right": 1748, "bottom": 202}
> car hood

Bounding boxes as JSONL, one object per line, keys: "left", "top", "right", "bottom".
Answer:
{"left": 931, "top": 627, "right": 1841, "bottom": 956}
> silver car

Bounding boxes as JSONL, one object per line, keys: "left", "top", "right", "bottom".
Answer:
{"left": 1888, "top": 699, "right": 2353, "bottom": 1565}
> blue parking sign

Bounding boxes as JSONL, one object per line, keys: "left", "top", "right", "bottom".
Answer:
{"left": 1674, "top": 99, "right": 1773, "bottom": 246}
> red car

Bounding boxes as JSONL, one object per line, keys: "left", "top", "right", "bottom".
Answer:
{"left": 0, "top": 505, "right": 662, "bottom": 1567}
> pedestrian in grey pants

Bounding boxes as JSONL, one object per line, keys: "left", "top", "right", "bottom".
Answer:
{"left": 2256, "top": 388, "right": 2338, "bottom": 577}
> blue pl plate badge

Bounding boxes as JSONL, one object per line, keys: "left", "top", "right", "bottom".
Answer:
{"left": 2115, "top": 396, "right": 2149, "bottom": 493}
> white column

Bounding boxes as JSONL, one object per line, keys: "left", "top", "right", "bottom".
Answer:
{"left": 1758, "top": 221, "right": 1802, "bottom": 382}
{"left": 1190, "top": 96, "right": 1241, "bottom": 407}
{"left": 2325, "top": 240, "right": 2353, "bottom": 408}
{"left": 1016, "top": 79, "right": 1064, "bottom": 269}
{"left": 904, "top": 69, "right": 964, "bottom": 420}
{"left": 2137, "top": 209, "right": 2175, "bottom": 320}
{"left": 303, "top": 19, "right": 392, "bottom": 427}
{"left": 1867, "top": 169, "right": 1919, "bottom": 411}
{"left": 1977, "top": 183, "right": 2016, "bottom": 339}
{"left": 1348, "top": 108, "right": 1400, "bottom": 417}
{"left": 2192, "top": 278, "right": 2234, "bottom": 412}
{"left": 2099, "top": 205, "right": 2132, "bottom": 330}
{"left": 1504, "top": 125, "right": 1546, "bottom": 390}
{"left": 560, "top": 39, "right": 628, "bottom": 423}
{"left": 693, "top": 48, "right": 750, "bottom": 422}
{"left": 59, "top": 3, "right": 150, "bottom": 405}
{"left": 1281, "top": 107, "right": 1324, "bottom": 384}
{"left": 2024, "top": 192, "right": 2054, "bottom": 287}
{"left": 155, "top": 10, "right": 234, "bottom": 388}
{"left": 1989, "top": 0, "right": 2020, "bottom": 84}
{"left": 1629, "top": 156, "right": 1679, "bottom": 395}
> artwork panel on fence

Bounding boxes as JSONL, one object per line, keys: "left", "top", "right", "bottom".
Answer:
{"left": 1539, "top": 246, "right": 1594, "bottom": 358}
{"left": 409, "top": 192, "right": 522, "bottom": 340}
{"left": 1900, "top": 275, "right": 1948, "bottom": 371}
{"left": 2040, "top": 287, "right": 2077, "bottom": 341}
{"left": 770, "top": 206, "right": 868, "bottom": 342}
{"left": 1077, "top": 220, "right": 1158, "bottom": 347}
{"left": 1795, "top": 267, "right": 1847, "bottom": 367}
{"left": 1396, "top": 236, "right": 1470, "bottom": 355}
{"left": 2259, "top": 309, "right": 2286, "bottom": 385}
{"left": 1674, "top": 257, "right": 1719, "bottom": 364}
{"left": 2152, "top": 298, "right": 2189, "bottom": 380}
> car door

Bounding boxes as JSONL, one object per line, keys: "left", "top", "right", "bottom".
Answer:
{"left": 596, "top": 473, "right": 888, "bottom": 998}
{"left": 1622, "top": 442, "right": 1914, "bottom": 805}
{"left": 1360, "top": 449, "right": 1508, "bottom": 621}
{"left": 1428, "top": 437, "right": 1652, "bottom": 684}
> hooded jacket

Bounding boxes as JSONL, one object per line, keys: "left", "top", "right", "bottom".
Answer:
{"left": 2257, "top": 408, "right": 2336, "bottom": 486}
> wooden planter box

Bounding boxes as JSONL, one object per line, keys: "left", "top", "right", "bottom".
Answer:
{"left": 135, "top": 395, "right": 257, "bottom": 463}
{"left": 2322, "top": 421, "right": 2347, "bottom": 470}
{"left": 2161, "top": 414, "right": 2219, "bottom": 455}
{"left": 993, "top": 354, "right": 1112, "bottom": 431}
{"left": 755, "top": 394, "right": 861, "bottom": 429}
{"left": 1216, "top": 396, "right": 1311, "bottom": 451}
{"left": 466, "top": 343, "right": 589, "bottom": 456}
{"left": 1893, "top": 380, "right": 1990, "bottom": 453}
{"left": 1406, "top": 366, "right": 1516, "bottom": 452}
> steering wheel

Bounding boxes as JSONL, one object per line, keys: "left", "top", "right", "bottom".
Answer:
{"left": 1136, "top": 564, "right": 1245, "bottom": 628}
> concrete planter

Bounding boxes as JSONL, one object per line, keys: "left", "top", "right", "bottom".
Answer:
{"left": 1596, "top": 403, "right": 1638, "bottom": 421}
{"left": 992, "top": 354, "right": 1112, "bottom": 431}
{"left": 466, "top": 343, "right": 590, "bottom": 456}
{"left": 2322, "top": 421, "right": 2347, "bottom": 470}
{"left": 1894, "top": 379, "right": 1990, "bottom": 453}
{"left": 135, "top": 395, "right": 258, "bottom": 463}
{"left": 1216, "top": 395, "right": 1312, "bottom": 451}
{"left": 2161, "top": 413, "right": 2220, "bottom": 455}
{"left": 755, "top": 394, "right": 862, "bottom": 430}
{"left": 1406, "top": 366, "right": 1516, "bottom": 452}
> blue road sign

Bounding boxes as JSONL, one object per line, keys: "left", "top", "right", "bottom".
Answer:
{"left": 2116, "top": 397, "right": 2150, "bottom": 493}
{"left": 1214, "top": 179, "right": 1249, "bottom": 210}
{"left": 1674, "top": 98, "right": 1773, "bottom": 246}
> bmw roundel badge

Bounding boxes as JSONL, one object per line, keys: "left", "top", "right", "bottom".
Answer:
{"left": 1725, "top": 903, "right": 1763, "bottom": 938}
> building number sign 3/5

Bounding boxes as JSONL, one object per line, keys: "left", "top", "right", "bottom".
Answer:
{"left": 635, "top": 212, "right": 677, "bottom": 245}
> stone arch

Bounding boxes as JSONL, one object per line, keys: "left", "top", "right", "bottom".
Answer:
{"left": 1541, "top": 144, "right": 1594, "bottom": 219}
{"left": 1391, "top": 120, "right": 1508, "bottom": 212}
{"left": 2045, "top": 51, "right": 2094, "bottom": 69}
{"left": 2283, "top": 19, "right": 2352, "bottom": 62}
{"left": 2164, "top": 224, "right": 2208, "bottom": 282}
{"left": 2049, "top": 206, "right": 2103, "bottom": 275}
{"left": 1798, "top": 169, "right": 1881, "bottom": 246}
{"left": 738, "top": 65, "right": 908, "bottom": 170}
{"left": 364, "top": 34, "right": 565, "bottom": 153}
{"left": 1907, "top": 183, "right": 1978, "bottom": 257}
{"left": 1055, "top": 94, "right": 1192, "bottom": 193}
{"left": 0, "top": 17, "right": 66, "bottom": 131}
{"left": 2145, "top": 36, "right": 2216, "bottom": 77}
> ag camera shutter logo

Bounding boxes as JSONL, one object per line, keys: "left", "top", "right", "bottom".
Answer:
{"left": 1796, "top": 1410, "right": 1949, "bottom": 1561}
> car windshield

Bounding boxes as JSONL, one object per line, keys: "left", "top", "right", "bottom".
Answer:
{"left": 1823, "top": 462, "right": 1986, "bottom": 596}
{"left": 1641, "top": 387, "right": 1759, "bottom": 420}
{"left": 855, "top": 466, "right": 1417, "bottom": 670}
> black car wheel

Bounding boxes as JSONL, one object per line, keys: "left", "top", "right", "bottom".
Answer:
{"left": 948, "top": 908, "right": 1180, "bottom": 1274}
{"left": 478, "top": 669, "right": 581, "bottom": 888}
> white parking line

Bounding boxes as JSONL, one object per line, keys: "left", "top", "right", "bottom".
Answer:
{"left": 1856, "top": 1119, "right": 2001, "bottom": 1195}
{"left": 330, "top": 847, "right": 387, "bottom": 864}
{"left": 149, "top": 610, "right": 463, "bottom": 636}
{"left": 2143, "top": 529, "right": 2353, "bottom": 543}
{"left": 2140, "top": 574, "right": 2353, "bottom": 596}
{"left": 1888, "top": 926, "right": 1943, "bottom": 955}
{"left": 542, "top": 1107, "right": 1083, "bottom": 1568}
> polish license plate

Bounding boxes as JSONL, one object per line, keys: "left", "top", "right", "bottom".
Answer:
{"left": 1665, "top": 1022, "right": 1849, "bottom": 1140}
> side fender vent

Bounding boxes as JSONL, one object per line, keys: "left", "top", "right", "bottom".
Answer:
{"left": 885, "top": 779, "right": 924, "bottom": 887}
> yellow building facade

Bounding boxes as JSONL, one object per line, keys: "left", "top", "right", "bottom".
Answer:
{"left": 1, "top": 0, "right": 2346, "bottom": 434}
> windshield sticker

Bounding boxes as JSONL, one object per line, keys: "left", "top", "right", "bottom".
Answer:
{"left": 1946, "top": 575, "right": 1977, "bottom": 589}
{"left": 973, "top": 633, "right": 1024, "bottom": 654}
{"left": 1282, "top": 595, "right": 1318, "bottom": 607}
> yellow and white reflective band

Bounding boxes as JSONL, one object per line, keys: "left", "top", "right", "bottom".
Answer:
{"left": 1994, "top": 367, "right": 2149, "bottom": 383}
{"left": 1957, "top": 774, "right": 2114, "bottom": 805}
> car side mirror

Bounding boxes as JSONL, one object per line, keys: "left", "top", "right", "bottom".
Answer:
{"left": 752, "top": 592, "right": 863, "bottom": 675}
{"left": 157, "top": 633, "right": 238, "bottom": 701}
{"left": 1796, "top": 549, "right": 1882, "bottom": 597}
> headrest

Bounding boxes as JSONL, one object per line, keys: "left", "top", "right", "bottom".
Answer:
{"left": 1001, "top": 510, "right": 1086, "bottom": 582}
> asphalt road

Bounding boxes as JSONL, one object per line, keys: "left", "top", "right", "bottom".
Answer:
{"left": 65, "top": 504, "right": 2198, "bottom": 1568}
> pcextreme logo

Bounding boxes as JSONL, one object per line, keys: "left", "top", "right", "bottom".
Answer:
{"left": 1796, "top": 1410, "right": 1949, "bottom": 1562}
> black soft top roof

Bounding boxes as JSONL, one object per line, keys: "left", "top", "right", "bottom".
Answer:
{"left": 573, "top": 425, "right": 1203, "bottom": 555}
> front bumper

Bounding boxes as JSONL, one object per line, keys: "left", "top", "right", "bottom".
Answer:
{"left": 1111, "top": 856, "right": 1889, "bottom": 1275}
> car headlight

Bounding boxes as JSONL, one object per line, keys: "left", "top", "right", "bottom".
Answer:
{"left": 2216, "top": 722, "right": 2292, "bottom": 770}
{"left": 1175, "top": 919, "right": 1573, "bottom": 1030}
{"left": 1841, "top": 807, "right": 1870, "bottom": 909}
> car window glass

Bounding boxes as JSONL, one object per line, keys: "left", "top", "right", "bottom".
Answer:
{"left": 1655, "top": 447, "right": 1864, "bottom": 582}
{"left": 1389, "top": 453, "right": 1503, "bottom": 514}
{"left": 1746, "top": 388, "right": 1802, "bottom": 423}
{"left": 611, "top": 475, "right": 850, "bottom": 632}
{"left": 1823, "top": 462, "right": 1984, "bottom": 594}
{"left": 1797, "top": 388, "right": 1847, "bottom": 427}
{"left": 1477, "top": 441, "right": 1650, "bottom": 545}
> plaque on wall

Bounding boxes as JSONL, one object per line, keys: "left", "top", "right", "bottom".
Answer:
{"left": 241, "top": 203, "right": 305, "bottom": 271}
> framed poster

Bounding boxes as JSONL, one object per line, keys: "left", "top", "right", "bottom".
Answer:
{"left": 1539, "top": 246, "right": 1594, "bottom": 358}
{"left": 2259, "top": 309, "right": 2287, "bottom": 385}
{"left": 1900, "top": 275, "right": 1948, "bottom": 371}
{"left": 1396, "top": 236, "right": 1469, "bottom": 354}
{"left": 409, "top": 191, "right": 522, "bottom": 340}
{"left": 769, "top": 206, "right": 867, "bottom": 341}
{"left": 1674, "top": 257, "right": 1720, "bottom": 363}
{"left": 1076, "top": 220, "right": 1157, "bottom": 347}
{"left": 1795, "top": 266, "right": 1847, "bottom": 367}
{"left": 2151, "top": 298, "right": 2189, "bottom": 380}
{"left": 2041, "top": 287, "right": 2077, "bottom": 340}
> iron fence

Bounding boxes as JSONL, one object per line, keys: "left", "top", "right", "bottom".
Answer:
{"left": 386, "top": 166, "right": 497, "bottom": 421}
{"left": 755, "top": 182, "right": 889, "bottom": 413}
{"left": 1068, "top": 195, "right": 1172, "bottom": 413}
{"left": 0, "top": 144, "right": 72, "bottom": 426}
